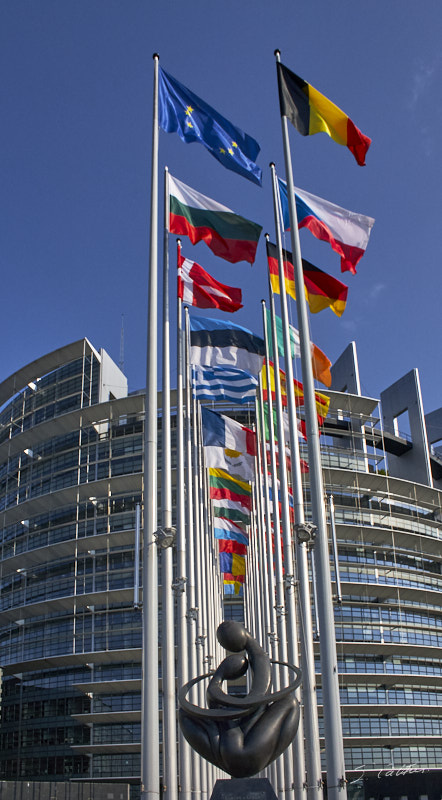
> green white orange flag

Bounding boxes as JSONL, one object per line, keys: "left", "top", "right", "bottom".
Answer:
{"left": 266, "top": 309, "right": 332, "bottom": 388}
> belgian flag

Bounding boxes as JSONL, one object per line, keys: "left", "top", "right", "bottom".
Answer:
{"left": 277, "top": 62, "right": 371, "bottom": 166}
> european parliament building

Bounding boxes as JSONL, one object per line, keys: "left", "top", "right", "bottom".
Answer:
{"left": 0, "top": 339, "right": 442, "bottom": 799}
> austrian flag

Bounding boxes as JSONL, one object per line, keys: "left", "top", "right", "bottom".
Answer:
{"left": 178, "top": 256, "right": 242, "bottom": 312}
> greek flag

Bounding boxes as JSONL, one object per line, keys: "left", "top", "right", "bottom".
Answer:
{"left": 192, "top": 365, "right": 258, "bottom": 405}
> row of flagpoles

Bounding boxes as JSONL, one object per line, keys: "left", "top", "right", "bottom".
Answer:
{"left": 142, "top": 51, "right": 375, "bottom": 800}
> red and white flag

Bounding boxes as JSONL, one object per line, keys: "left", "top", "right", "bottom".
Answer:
{"left": 178, "top": 255, "right": 242, "bottom": 312}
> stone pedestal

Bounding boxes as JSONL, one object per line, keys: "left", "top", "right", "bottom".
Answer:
{"left": 210, "top": 778, "right": 278, "bottom": 800}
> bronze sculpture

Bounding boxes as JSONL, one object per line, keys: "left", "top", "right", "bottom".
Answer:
{"left": 178, "top": 620, "right": 302, "bottom": 778}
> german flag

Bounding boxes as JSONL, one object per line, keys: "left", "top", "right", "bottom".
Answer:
{"left": 277, "top": 62, "right": 371, "bottom": 166}
{"left": 266, "top": 241, "right": 348, "bottom": 317}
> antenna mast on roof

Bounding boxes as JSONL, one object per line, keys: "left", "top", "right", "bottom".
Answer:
{"left": 119, "top": 314, "right": 124, "bottom": 373}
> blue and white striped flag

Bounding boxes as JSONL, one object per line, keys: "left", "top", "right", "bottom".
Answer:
{"left": 192, "top": 365, "right": 258, "bottom": 405}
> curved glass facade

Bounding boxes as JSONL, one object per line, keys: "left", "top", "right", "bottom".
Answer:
{"left": 308, "top": 393, "right": 442, "bottom": 794}
{"left": 1, "top": 341, "right": 442, "bottom": 798}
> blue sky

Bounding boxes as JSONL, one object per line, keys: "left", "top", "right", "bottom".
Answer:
{"left": 2, "top": 1, "right": 442, "bottom": 415}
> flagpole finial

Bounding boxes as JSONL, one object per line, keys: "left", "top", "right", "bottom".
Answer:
{"left": 269, "top": 162, "right": 275, "bottom": 169}
{"left": 264, "top": 233, "right": 270, "bottom": 241}
{"left": 153, "top": 52, "right": 160, "bottom": 61}
{"left": 274, "top": 49, "right": 281, "bottom": 61}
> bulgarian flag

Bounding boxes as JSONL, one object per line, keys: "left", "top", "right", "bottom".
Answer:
{"left": 169, "top": 174, "right": 262, "bottom": 264}
{"left": 277, "top": 62, "right": 371, "bottom": 166}
{"left": 178, "top": 255, "right": 243, "bottom": 312}
{"left": 266, "top": 240, "right": 348, "bottom": 318}
{"left": 212, "top": 500, "right": 250, "bottom": 527}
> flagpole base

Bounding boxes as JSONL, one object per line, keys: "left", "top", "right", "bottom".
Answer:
{"left": 210, "top": 778, "right": 278, "bottom": 800}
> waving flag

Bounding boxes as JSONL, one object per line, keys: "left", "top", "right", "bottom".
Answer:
{"left": 263, "top": 401, "right": 306, "bottom": 442}
{"left": 277, "top": 62, "right": 371, "bottom": 166}
{"left": 219, "top": 539, "right": 247, "bottom": 555}
{"left": 219, "top": 552, "right": 246, "bottom": 576}
{"left": 202, "top": 407, "right": 256, "bottom": 482}
{"left": 278, "top": 179, "right": 374, "bottom": 274}
{"left": 190, "top": 315, "right": 265, "bottom": 376}
{"left": 209, "top": 468, "right": 252, "bottom": 511}
{"left": 178, "top": 256, "right": 242, "bottom": 312}
{"left": 201, "top": 407, "right": 256, "bottom": 456}
{"left": 263, "top": 363, "right": 330, "bottom": 421}
{"left": 159, "top": 68, "right": 262, "bottom": 185}
{"left": 223, "top": 574, "right": 245, "bottom": 596}
{"left": 212, "top": 499, "right": 250, "bottom": 526}
{"left": 192, "top": 365, "right": 258, "bottom": 405}
{"left": 214, "top": 518, "right": 249, "bottom": 546}
{"left": 266, "top": 309, "right": 332, "bottom": 388}
{"left": 169, "top": 175, "right": 262, "bottom": 264}
{"left": 266, "top": 240, "right": 348, "bottom": 317}
{"left": 204, "top": 446, "right": 255, "bottom": 481}
{"left": 269, "top": 483, "right": 295, "bottom": 523}
{"left": 266, "top": 441, "right": 309, "bottom": 474}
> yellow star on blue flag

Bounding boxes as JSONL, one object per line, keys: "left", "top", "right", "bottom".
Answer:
{"left": 158, "top": 67, "right": 262, "bottom": 186}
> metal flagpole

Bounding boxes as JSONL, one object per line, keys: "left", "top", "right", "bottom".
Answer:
{"left": 275, "top": 49, "right": 347, "bottom": 800}
{"left": 256, "top": 381, "right": 279, "bottom": 792}
{"left": 193, "top": 401, "right": 208, "bottom": 800}
{"left": 253, "top": 442, "right": 269, "bottom": 643}
{"left": 199, "top": 437, "right": 214, "bottom": 671}
{"left": 269, "top": 164, "right": 323, "bottom": 800}
{"left": 161, "top": 167, "right": 178, "bottom": 800}
{"left": 249, "top": 492, "right": 262, "bottom": 642}
{"left": 184, "top": 307, "right": 201, "bottom": 799}
{"left": 267, "top": 285, "right": 305, "bottom": 800}
{"left": 175, "top": 241, "right": 192, "bottom": 800}
{"left": 256, "top": 385, "right": 278, "bottom": 660}
{"left": 261, "top": 302, "right": 291, "bottom": 800}
{"left": 328, "top": 496, "right": 342, "bottom": 605}
{"left": 207, "top": 477, "right": 221, "bottom": 666}
{"left": 134, "top": 503, "right": 141, "bottom": 609}
{"left": 253, "top": 418, "right": 266, "bottom": 626}
{"left": 141, "top": 52, "right": 160, "bottom": 800}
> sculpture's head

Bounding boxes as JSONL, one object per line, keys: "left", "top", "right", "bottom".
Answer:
{"left": 217, "top": 620, "right": 248, "bottom": 652}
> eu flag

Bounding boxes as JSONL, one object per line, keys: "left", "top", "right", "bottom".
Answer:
{"left": 158, "top": 68, "right": 262, "bottom": 186}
